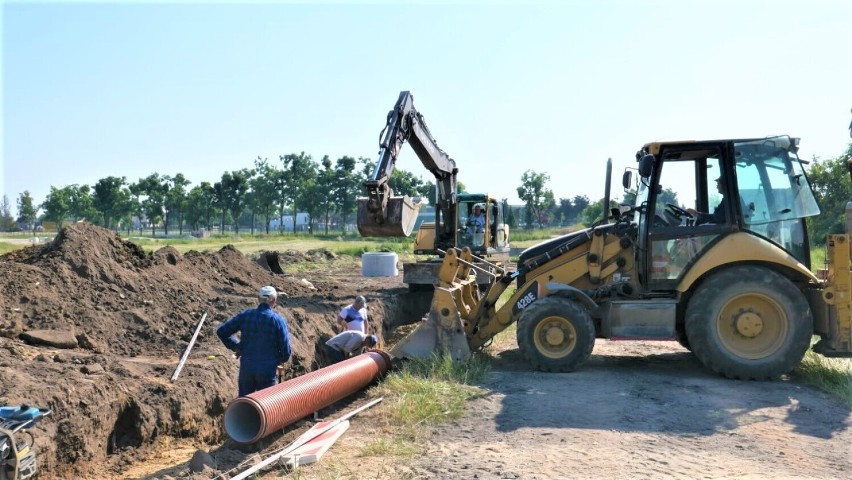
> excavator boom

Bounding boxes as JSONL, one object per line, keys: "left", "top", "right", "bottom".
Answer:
{"left": 357, "top": 91, "right": 458, "bottom": 238}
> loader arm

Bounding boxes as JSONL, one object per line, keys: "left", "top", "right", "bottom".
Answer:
{"left": 358, "top": 91, "right": 459, "bottom": 240}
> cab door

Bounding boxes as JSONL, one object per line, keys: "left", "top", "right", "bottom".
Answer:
{"left": 640, "top": 142, "right": 736, "bottom": 291}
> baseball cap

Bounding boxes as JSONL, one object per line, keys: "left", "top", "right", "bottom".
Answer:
{"left": 355, "top": 295, "right": 366, "bottom": 305}
{"left": 259, "top": 286, "right": 277, "bottom": 299}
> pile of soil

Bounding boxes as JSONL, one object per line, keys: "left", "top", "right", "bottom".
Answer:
{"left": 0, "top": 223, "right": 418, "bottom": 479}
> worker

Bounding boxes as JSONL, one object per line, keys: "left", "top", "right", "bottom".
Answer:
{"left": 466, "top": 204, "right": 486, "bottom": 234}
{"left": 686, "top": 171, "right": 750, "bottom": 224}
{"left": 324, "top": 330, "right": 378, "bottom": 364}
{"left": 216, "top": 286, "right": 292, "bottom": 397}
{"left": 338, "top": 295, "right": 369, "bottom": 334}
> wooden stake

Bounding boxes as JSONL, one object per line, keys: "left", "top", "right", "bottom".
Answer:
{"left": 170, "top": 312, "right": 207, "bottom": 382}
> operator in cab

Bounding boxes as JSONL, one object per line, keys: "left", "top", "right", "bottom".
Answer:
{"left": 466, "top": 204, "right": 486, "bottom": 234}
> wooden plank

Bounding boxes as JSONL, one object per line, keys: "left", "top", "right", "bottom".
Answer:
{"left": 170, "top": 312, "right": 207, "bottom": 382}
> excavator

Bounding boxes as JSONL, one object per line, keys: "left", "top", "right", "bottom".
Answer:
{"left": 392, "top": 134, "right": 852, "bottom": 379}
{"left": 357, "top": 91, "right": 510, "bottom": 289}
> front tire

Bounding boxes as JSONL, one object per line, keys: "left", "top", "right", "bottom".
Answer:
{"left": 517, "top": 297, "right": 595, "bottom": 372}
{"left": 685, "top": 266, "right": 812, "bottom": 380}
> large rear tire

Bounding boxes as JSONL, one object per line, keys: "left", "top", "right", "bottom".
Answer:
{"left": 516, "top": 297, "right": 595, "bottom": 372}
{"left": 685, "top": 265, "right": 812, "bottom": 380}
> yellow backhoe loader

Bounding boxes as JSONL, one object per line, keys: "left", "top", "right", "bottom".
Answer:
{"left": 357, "top": 91, "right": 510, "bottom": 290}
{"left": 392, "top": 135, "right": 852, "bottom": 379}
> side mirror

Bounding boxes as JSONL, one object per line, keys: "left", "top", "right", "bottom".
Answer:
{"left": 622, "top": 170, "right": 633, "bottom": 190}
{"left": 638, "top": 154, "right": 655, "bottom": 178}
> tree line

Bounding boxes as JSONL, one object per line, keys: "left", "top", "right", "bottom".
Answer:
{"left": 3, "top": 142, "right": 850, "bottom": 241}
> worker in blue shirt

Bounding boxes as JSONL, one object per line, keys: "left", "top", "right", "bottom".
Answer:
{"left": 217, "top": 286, "right": 292, "bottom": 397}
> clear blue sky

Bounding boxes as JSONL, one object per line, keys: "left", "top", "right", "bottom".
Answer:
{"left": 3, "top": 0, "right": 851, "bottom": 212}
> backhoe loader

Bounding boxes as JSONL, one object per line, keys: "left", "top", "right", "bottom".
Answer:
{"left": 392, "top": 135, "right": 852, "bottom": 379}
{"left": 357, "top": 91, "right": 510, "bottom": 289}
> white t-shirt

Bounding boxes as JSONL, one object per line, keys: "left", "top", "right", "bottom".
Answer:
{"left": 339, "top": 304, "right": 368, "bottom": 333}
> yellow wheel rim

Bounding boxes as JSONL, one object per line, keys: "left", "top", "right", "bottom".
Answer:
{"left": 716, "top": 292, "right": 788, "bottom": 360}
{"left": 533, "top": 315, "right": 577, "bottom": 359}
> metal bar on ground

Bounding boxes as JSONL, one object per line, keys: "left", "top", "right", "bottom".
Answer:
{"left": 227, "top": 397, "right": 383, "bottom": 480}
{"left": 170, "top": 312, "right": 207, "bottom": 382}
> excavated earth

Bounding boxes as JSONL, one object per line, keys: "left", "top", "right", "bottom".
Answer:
{"left": 0, "top": 223, "right": 427, "bottom": 479}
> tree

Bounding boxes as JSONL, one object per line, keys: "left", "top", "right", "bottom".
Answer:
{"left": 517, "top": 170, "right": 555, "bottom": 228}
{"left": 136, "top": 174, "right": 167, "bottom": 236}
{"left": 218, "top": 170, "right": 249, "bottom": 235}
{"left": 313, "top": 156, "right": 337, "bottom": 234}
{"left": 41, "top": 186, "right": 72, "bottom": 230}
{"left": 16, "top": 191, "right": 38, "bottom": 233}
{"left": 128, "top": 181, "right": 146, "bottom": 234}
{"left": 333, "top": 156, "right": 361, "bottom": 232}
{"left": 0, "top": 195, "right": 17, "bottom": 231}
{"left": 501, "top": 198, "right": 517, "bottom": 230}
{"left": 280, "top": 152, "right": 316, "bottom": 233}
{"left": 67, "top": 184, "right": 95, "bottom": 222}
{"left": 163, "top": 173, "right": 191, "bottom": 235}
{"left": 250, "top": 158, "right": 280, "bottom": 234}
{"left": 185, "top": 183, "right": 214, "bottom": 231}
{"left": 806, "top": 144, "right": 852, "bottom": 244}
{"left": 93, "top": 176, "right": 127, "bottom": 229}
{"left": 581, "top": 197, "right": 619, "bottom": 226}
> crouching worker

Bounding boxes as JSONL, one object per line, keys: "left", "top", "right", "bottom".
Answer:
{"left": 217, "top": 286, "right": 292, "bottom": 397}
{"left": 324, "top": 331, "right": 378, "bottom": 365}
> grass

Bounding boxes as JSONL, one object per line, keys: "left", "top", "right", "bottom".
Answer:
{"left": 0, "top": 242, "right": 21, "bottom": 255}
{"left": 793, "top": 344, "right": 852, "bottom": 406}
{"left": 372, "top": 354, "right": 489, "bottom": 428}
{"left": 352, "top": 353, "right": 489, "bottom": 464}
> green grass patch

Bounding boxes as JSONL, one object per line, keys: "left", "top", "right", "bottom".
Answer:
{"left": 373, "top": 354, "right": 489, "bottom": 428}
{"left": 358, "top": 437, "right": 421, "bottom": 459}
{"left": 0, "top": 242, "right": 23, "bottom": 255}
{"left": 793, "top": 346, "right": 852, "bottom": 406}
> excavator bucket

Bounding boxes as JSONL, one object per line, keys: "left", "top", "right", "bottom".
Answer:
{"left": 389, "top": 286, "right": 472, "bottom": 362}
{"left": 357, "top": 195, "right": 422, "bottom": 237}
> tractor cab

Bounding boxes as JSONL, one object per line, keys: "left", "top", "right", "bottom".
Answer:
{"left": 630, "top": 135, "right": 821, "bottom": 291}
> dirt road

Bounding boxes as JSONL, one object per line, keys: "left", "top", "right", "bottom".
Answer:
{"left": 312, "top": 341, "right": 851, "bottom": 480}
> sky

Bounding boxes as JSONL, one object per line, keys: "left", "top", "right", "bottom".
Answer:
{"left": 3, "top": 0, "right": 851, "bottom": 213}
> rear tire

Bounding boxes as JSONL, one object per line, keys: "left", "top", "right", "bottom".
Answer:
{"left": 675, "top": 328, "right": 692, "bottom": 352}
{"left": 685, "top": 265, "right": 812, "bottom": 380}
{"left": 517, "top": 297, "right": 595, "bottom": 372}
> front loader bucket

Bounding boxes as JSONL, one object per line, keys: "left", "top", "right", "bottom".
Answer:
{"left": 357, "top": 195, "right": 422, "bottom": 237}
{"left": 389, "top": 287, "right": 471, "bottom": 362}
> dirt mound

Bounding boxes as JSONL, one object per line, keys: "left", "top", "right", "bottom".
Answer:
{"left": 0, "top": 223, "right": 406, "bottom": 479}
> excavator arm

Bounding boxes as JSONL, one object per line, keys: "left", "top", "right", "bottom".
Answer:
{"left": 358, "top": 91, "right": 459, "bottom": 238}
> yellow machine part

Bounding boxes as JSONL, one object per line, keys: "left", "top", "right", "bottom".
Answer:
{"left": 820, "top": 234, "right": 852, "bottom": 353}
{"left": 356, "top": 195, "right": 422, "bottom": 237}
{"left": 412, "top": 221, "right": 436, "bottom": 252}
{"left": 677, "top": 232, "right": 819, "bottom": 292}
{"left": 389, "top": 248, "right": 477, "bottom": 361}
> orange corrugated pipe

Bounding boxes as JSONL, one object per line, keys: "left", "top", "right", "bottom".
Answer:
{"left": 224, "top": 350, "right": 391, "bottom": 444}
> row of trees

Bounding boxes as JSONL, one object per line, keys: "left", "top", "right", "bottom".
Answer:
{"left": 1, "top": 154, "right": 449, "bottom": 236}
{"left": 5, "top": 142, "right": 849, "bottom": 239}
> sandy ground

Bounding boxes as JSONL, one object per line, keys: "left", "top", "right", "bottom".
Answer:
{"left": 277, "top": 341, "right": 851, "bottom": 480}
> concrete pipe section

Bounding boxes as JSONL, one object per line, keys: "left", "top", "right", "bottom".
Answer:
{"left": 224, "top": 350, "right": 392, "bottom": 444}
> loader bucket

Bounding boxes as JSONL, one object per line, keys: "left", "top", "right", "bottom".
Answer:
{"left": 357, "top": 195, "right": 422, "bottom": 237}
{"left": 389, "top": 286, "right": 471, "bottom": 362}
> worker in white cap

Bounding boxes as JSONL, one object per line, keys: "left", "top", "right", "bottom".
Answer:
{"left": 217, "top": 286, "right": 292, "bottom": 397}
{"left": 338, "top": 294, "right": 369, "bottom": 334}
